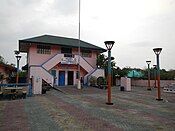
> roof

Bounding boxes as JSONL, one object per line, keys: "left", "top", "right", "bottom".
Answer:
{"left": 0, "top": 63, "right": 16, "bottom": 72}
{"left": 127, "top": 70, "right": 143, "bottom": 78}
{"left": 19, "top": 35, "right": 107, "bottom": 53}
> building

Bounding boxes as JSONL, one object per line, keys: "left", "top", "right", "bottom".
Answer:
{"left": 0, "top": 63, "right": 16, "bottom": 84}
{"left": 19, "top": 35, "right": 106, "bottom": 94}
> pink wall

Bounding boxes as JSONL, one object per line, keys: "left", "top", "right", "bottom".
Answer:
{"left": 28, "top": 43, "right": 98, "bottom": 68}
{"left": 83, "top": 51, "right": 97, "bottom": 68}
{"left": 29, "top": 44, "right": 58, "bottom": 65}
{"left": 131, "top": 80, "right": 175, "bottom": 87}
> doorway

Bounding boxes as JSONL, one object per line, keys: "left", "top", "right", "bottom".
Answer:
{"left": 51, "top": 70, "right": 56, "bottom": 85}
{"left": 59, "top": 71, "right": 65, "bottom": 86}
{"left": 68, "top": 71, "right": 74, "bottom": 85}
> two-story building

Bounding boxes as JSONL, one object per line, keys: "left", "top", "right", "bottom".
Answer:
{"left": 19, "top": 35, "right": 106, "bottom": 94}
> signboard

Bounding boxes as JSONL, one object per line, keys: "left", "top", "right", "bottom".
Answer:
{"left": 61, "top": 57, "right": 77, "bottom": 64}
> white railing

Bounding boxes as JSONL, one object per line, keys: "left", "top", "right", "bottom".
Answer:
{"left": 74, "top": 55, "right": 93, "bottom": 72}
{"left": 84, "top": 69, "right": 95, "bottom": 85}
{"left": 42, "top": 53, "right": 94, "bottom": 73}
{"left": 42, "top": 53, "right": 64, "bottom": 70}
{"left": 84, "top": 68, "right": 105, "bottom": 86}
{"left": 30, "top": 66, "right": 53, "bottom": 86}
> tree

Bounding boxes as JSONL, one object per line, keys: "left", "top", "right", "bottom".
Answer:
{"left": 0, "top": 72, "right": 4, "bottom": 84}
{"left": 96, "top": 54, "right": 107, "bottom": 68}
{"left": 0, "top": 56, "right": 5, "bottom": 63}
{"left": 96, "top": 53, "right": 119, "bottom": 85}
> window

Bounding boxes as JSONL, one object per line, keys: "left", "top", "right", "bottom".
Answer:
{"left": 37, "top": 45, "right": 51, "bottom": 54}
{"left": 81, "top": 50, "right": 92, "bottom": 57}
{"left": 61, "top": 47, "right": 73, "bottom": 57}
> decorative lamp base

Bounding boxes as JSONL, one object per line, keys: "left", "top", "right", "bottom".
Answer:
{"left": 106, "top": 102, "right": 113, "bottom": 105}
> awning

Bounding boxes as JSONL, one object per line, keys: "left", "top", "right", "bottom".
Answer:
{"left": 127, "top": 70, "right": 143, "bottom": 78}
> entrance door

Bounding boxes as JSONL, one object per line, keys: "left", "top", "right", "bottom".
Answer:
{"left": 51, "top": 70, "right": 56, "bottom": 85}
{"left": 68, "top": 71, "right": 74, "bottom": 85}
{"left": 59, "top": 71, "right": 65, "bottom": 86}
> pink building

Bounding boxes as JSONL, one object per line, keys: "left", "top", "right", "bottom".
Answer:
{"left": 0, "top": 63, "right": 16, "bottom": 84}
{"left": 19, "top": 35, "right": 106, "bottom": 94}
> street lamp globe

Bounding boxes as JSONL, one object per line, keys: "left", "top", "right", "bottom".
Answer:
{"left": 16, "top": 55, "right": 22, "bottom": 61}
{"left": 153, "top": 48, "right": 162, "bottom": 55}
{"left": 146, "top": 60, "right": 151, "bottom": 65}
{"left": 105, "top": 41, "right": 115, "bottom": 51}
{"left": 153, "top": 65, "right": 157, "bottom": 68}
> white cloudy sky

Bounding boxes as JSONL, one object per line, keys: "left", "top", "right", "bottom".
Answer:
{"left": 0, "top": 0, "right": 175, "bottom": 70}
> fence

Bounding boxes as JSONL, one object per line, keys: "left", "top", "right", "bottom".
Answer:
{"left": 116, "top": 79, "right": 175, "bottom": 88}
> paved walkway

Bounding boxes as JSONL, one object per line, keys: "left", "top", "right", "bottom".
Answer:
{"left": 0, "top": 86, "right": 175, "bottom": 131}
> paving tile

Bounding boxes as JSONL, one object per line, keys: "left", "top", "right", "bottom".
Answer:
{"left": 0, "top": 86, "right": 174, "bottom": 131}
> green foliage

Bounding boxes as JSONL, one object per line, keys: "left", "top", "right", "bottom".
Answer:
{"left": 96, "top": 53, "right": 175, "bottom": 81}
{"left": 19, "top": 71, "right": 27, "bottom": 77}
{"left": 96, "top": 54, "right": 106, "bottom": 68}
{"left": 0, "top": 56, "right": 5, "bottom": 63}
{"left": 160, "top": 69, "right": 175, "bottom": 80}
{"left": 97, "top": 77, "right": 106, "bottom": 85}
{"left": 0, "top": 72, "right": 4, "bottom": 84}
{"left": 96, "top": 53, "right": 117, "bottom": 77}
{"left": 89, "top": 76, "right": 97, "bottom": 86}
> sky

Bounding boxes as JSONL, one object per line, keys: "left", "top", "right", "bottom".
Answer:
{"left": 0, "top": 0, "right": 175, "bottom": 70}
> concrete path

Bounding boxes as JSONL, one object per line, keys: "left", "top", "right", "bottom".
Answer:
{"left": 0, "top": 86, "right": 175, "bottom": 131}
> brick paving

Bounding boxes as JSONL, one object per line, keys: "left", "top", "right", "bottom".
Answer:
{"left": 0, "top": 86, "right": 175, "bottom": 131}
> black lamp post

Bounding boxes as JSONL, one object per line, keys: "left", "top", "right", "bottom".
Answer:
{"left": 14, "top": 50, "right": 21, "bottom": 84}
{"left": 153, "top": 48, "right": 163, "bottom": 101}
{"left": 153, "top": 65, "right": 157, "bottom": 88}
{"left": 146, "top": 60, "right": 151, "bottom": 90}
{"left": 105, "top": 41, "right": 115, "bottom": 105}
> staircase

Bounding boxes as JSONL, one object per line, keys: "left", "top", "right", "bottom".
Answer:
{"left": 30, "top": 66, "right": 53, "bottom": 86}
{"left": 75, "top": 55, "right": 94, "bottom": 72}
{"left": 42, "top": 53, "right": 94, "bottom": 73}
{"left": 31, "top": 53, "right": 104, "bottom": 91}
{"left": 84, "top": 68, "right": 105, "bottom": 86}
{"left": 84, "top": 69, "right": 95, "bottom": 85}
{"left": 42, "top": 53, "right": 64, "bottom": 70}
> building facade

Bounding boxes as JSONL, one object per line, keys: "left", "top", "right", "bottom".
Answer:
{"left": 0, "top": 63, "right": 16, "bottom": 84}
{"left": 19, "top": 35, "right": 106, "bottom": 94}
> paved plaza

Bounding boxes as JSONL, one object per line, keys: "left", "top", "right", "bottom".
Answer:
{"left": 0, "top": 86, "right": 175, "bottom": 131}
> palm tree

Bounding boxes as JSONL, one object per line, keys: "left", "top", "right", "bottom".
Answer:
{"left": 96, "top": 53, "right": 117, "bottom": 81}
{"left": 0, "top": 56, "right": 5, "bottom": 63}
{"left": 96, "top": 54, "right": 107, "bottom": 68}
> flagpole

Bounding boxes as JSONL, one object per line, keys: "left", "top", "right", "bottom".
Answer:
{"left": 77, "top": 0, "right": 81, "bottom": 89}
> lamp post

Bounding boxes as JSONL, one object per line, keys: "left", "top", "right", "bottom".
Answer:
{"left": 153, "top": 48, "right": 163, "bottom": 101}
{"left": 105, "top": 41, "right": 115, "bottom": 105}
{"left": 146, "top": 60, "right": 151, "bottom": 90}
{"left": 14, "top": 50, "right": 21, "bottom": 84}
{"left": 77, "top": 0, "right": 81, "bottom": 89}
{"left": 153, "top": 65, "right": 157, "bottom": 88}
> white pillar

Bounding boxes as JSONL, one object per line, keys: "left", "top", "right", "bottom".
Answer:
{"left": 32, "top": 76, "right": 42, "bottom": 94}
